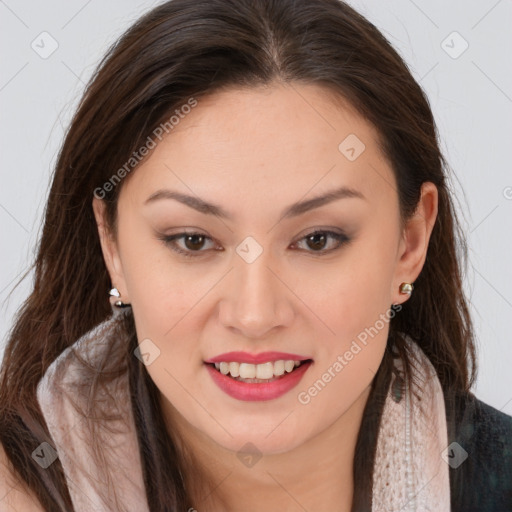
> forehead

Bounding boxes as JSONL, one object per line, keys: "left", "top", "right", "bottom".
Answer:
{"left": 120, "top": 82, "right": 396, "bottom": 217}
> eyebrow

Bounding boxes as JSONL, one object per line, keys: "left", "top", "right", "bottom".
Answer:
{"left": 144, "top": 185, "right": 365, "bottom": 221}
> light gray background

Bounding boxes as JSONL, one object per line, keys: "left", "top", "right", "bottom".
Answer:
{"left": 1, "top": 1, "right": 511, "bottom": 412}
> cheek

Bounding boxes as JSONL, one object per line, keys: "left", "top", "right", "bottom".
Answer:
{"left": 292, "top": 227, "right": 397, "bottom": 350}
{"left": 115, "top": 213, "right": 199, "bottom": 332}
{"left": 294, "top": 250, "right": 394, "bottom": 423}
{"left": 126, "top": 268, "right": 209, "bottom": 356}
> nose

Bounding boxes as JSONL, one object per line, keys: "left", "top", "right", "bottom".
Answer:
{"left": 218, "top": 248, "right": 294, "bottom": 339}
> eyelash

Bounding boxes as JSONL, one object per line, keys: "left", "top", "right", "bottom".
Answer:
{"left": 158, "top": 229, "right": 350, "bottom": 259}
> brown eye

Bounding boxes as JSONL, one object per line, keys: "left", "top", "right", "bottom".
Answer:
{"left": 160, "top": 232, "right": 217, "bottom": 258}
{"left": 183, "top": 234, "right": 207, "bottom": 251}
{"left": 159, "top": 229, "right": 350, "bottom": 259}
{"left": 293, "top": 230, "right": 349, "bottom": 253}
{"left": 305, "top": 232, "right": 328, "bottom": 251}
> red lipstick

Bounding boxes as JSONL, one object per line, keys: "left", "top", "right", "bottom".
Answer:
{"left": 204, "top": 352, "right": 313, "bottom": 401}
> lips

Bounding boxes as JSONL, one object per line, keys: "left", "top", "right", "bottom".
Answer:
{"left": 204, "top": 351, "right": 312, "bottom": 364}
{"left": 205, "top": 359, "right": 313, "bottom": 401}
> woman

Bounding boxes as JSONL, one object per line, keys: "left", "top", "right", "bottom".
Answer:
{"left": 1, "top": 0, "right": 511, "bottom": 510}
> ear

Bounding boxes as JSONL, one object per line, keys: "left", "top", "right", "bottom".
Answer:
{"left": 92, "top": 197, "right": 130, "bottom": 302}
{"left": 392, "top": 181, "right": 438, "bottom": 305}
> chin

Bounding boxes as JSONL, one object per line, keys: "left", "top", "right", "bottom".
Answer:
{"left": 205, "top": 420, "right": 310, "bottom": 457}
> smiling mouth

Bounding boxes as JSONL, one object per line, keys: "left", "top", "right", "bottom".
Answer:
{"left": 205, "top": 359, "right": 313, "bottom": 383}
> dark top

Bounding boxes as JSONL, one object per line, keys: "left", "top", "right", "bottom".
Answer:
{"left": 444, "top": 389, "right": 512, "bottom": 511}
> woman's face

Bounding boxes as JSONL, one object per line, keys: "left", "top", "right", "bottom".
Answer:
{"left": 94, "top": 82, "right": 437, "bottom": 456}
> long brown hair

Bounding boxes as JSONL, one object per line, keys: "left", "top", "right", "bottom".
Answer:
{"left": 0, "top": 0, "right": 476, "bottom": 510}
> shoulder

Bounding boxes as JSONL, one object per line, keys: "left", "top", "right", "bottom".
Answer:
{"left": 0, "top": 441, "right": 45, "bottom": 512}
{"left": 445, "top": 390, "right": 512, "bottom": 459}
{"left": 443, "top": 389, "right": 512, "bottom": 512}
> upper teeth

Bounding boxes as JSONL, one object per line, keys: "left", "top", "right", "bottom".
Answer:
{"left": 214, "top": 360, "right": 302, "bottom": 379}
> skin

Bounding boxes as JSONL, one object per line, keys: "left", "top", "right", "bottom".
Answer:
{"left": 93, "top": 82, "right": 438, "bottom": 512}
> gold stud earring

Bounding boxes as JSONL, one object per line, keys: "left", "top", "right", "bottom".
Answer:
{"left": 399, "top": 282, "right": 413, "bottom": 296}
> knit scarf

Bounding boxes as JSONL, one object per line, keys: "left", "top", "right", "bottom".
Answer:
{"left": 35, "top": 305, "right": 451, "bottom": 511}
